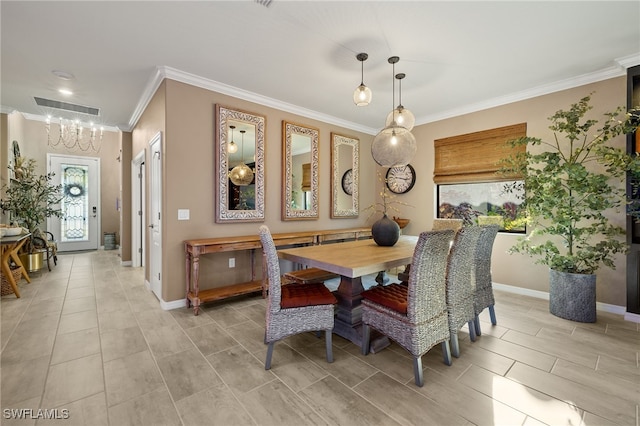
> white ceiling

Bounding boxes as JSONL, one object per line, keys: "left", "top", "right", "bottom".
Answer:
{"left": 2, "top": 1, "right": 639, "bottom": 135}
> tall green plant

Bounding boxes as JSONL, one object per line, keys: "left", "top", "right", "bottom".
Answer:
{"left": 500, "top": 95, "right": 640, "bottom": 275}
{"left": 1, "top": 158, "right": 63, "bottom": 234}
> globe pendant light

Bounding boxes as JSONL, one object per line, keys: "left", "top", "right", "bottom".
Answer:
{"left": 353, "top": 53, "right": 372, "bottom": 106}
{"left": 227, "top": 125, "right": 238, "bottom": 153}
{"left": 229, "top": 129, "right": 253, "bottom": 186}
{"left": 385, "top": 73, "right": 415, "bottom": 131}
{"left": 371, "top": 57, "right": 416, "bottom": 168}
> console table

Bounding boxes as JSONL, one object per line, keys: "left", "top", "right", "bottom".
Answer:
{"left": 184, "top": 227, "right": 371, "bottom": 315}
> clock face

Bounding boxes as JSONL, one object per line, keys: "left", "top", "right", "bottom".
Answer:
{"left": 386, "top": 164, "right": 416, "bottom": 194}
{"left": 342, "top": 169, "right": 353, "bottom": 195}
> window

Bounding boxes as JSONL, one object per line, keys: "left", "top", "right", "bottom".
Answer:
{"left": 434, "top": 123, "right": 527, "bottom": 231}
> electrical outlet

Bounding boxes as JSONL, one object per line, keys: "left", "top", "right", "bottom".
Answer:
{"left": 229, "top": 258, "right": 235, "bottom": 268}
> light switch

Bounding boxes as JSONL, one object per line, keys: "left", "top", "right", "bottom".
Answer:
{"left": 178, "top": 209, "right": 190, "bottom": 220}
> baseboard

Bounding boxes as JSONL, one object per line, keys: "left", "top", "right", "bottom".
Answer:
{"left": 121, "top": 260, "right": 132, "bottom": 266}
{"left": 492, "top": 282, "right": 632, "bottom": 320}
{"left": 161, "top": 298, "right": 187, "bottom": 311}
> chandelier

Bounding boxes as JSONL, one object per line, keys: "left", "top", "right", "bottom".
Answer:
{"left": 228, "top": 129, "right": 254, "bottom": 186}
{"left": 371, "top": 56, "right": 416, "bottom": 167}
{"left": 46, "top": 116, "right": 104, "bottom": 152}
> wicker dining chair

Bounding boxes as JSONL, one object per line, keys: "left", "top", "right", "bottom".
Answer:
{"left": 258, "top": 225, "right": 337, "bottom": 370}
{"left": 361, "top": 229, "right": 455, "bottom": 387}
{"left": 398, "top": 218, "right": 463, "bottom": 284}
{"left": 445, "top": 225, "right": 483, "bottom": 358}
{"left": 473, "top": 224, "right": 500, "bottom": 336}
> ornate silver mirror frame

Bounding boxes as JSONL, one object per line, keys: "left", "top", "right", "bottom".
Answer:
{"left": 331, "top": 132, "right": 359, "bottom": 218}
{"left": 215, "top": 104, "right": 265, "bottom": 222}
{"left": 282, "top": 121, "right": 319, "bottom": 220}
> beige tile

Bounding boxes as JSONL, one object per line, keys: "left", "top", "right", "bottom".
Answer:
{"left": 507, "top": 361, "right": 636, "bottom": 425}
{"left": 240, "top": 380, "right": 326, "bottom": 426}
{"left": 459, "top": 364, "right": 583, "bottom": 425}
{"left": 265, "top": 344, "right": 329, "bottom": 392}
{"left": 476, "top": 333, "right": 557, "bottom": 371}
{"left": 65, "top": 286, "right": 95, "bottom": 301}
{"left": 596, "top": 353, "right": 640, "bottom": 383}
{"left": 299, "top": 375, "right": 401, "bottom": 426}
{"left": 225, "top": 320, "right": 266, "bottom": 353}
{"left": 42, "top": 353, "right": 104, "bottom": 408}
{"left": 204, "top": 304, "right": 252, "bottom": 328}
{"left": 156, "top": 347, "right": 219, "bottom": 402}
{"left": 355, "top": 372, "right": 471, "bottom": 425}
{"left": 20, "top": 296, "right": 64, "bottom": 322}
{"left": 303, "top": 345, "right": 377, "bottom": 388}
{"left": 38, "top": 393, "right": 108, "bottom": 426}
{"left": 184, "top": 322, "right": 237, "bottom": 356}
{"left": 134, "top": 309, "right": 177, "bottom": 331}
{"left": 144, "top": 323, "right": 195, "bottom": 359}
{"left": 97, "top": 308, "right": 137, "bottom": 332}
{"left": 107, "top": 387, "right": 181, "bottom": 426}
{"left": 51, "top": 327, "right": 101, "bottom": 365}
{"left": 1, "top": 314, "right": 58, "bottom": 366}
{"left": 418, "top": 367, "right": 527, "bottom": 426}
{"left": 57, "top": 309, "right": 98, "bottom": 335}
{"left": 103, "top": 350, "right": 164, "bottom": 407}
{"left": 101, "top": 326, "right": 148, "bottom": 362}
{"left": 61, "top": 295, "right": 96, "bottom": 315}
{"left": 207, "top": 345, "right": 275, "bottom": 395}
{"left": 177, "top": 382, "right": 255, "bottom": 426}
{"left": 0, "top": 355, "right": 50, "bottom": 406}
{"left": 169, "top": 306, "right": 214, "bottom": 329}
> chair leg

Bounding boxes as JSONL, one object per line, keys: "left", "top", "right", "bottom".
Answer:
{"left": 45, "top": 250, "right": 51, "bottom": 271}
{"left": 361, "top": 323, "right": 371, "bottom": 355}
{"left": 325, "top": 330, "right": 333, "bottom": 363}
{"left": 413, "top": 356, "right": 424, "bottom": 387}
{"left": 450, "top": 332, "right": 460, "bottom": 358}
{"left": 265, "top": 342, "right": 275, "bottom": 370}
{"left": 489, "top": 305, "right": 497, "bottom": 325}
{"left": 441, "top": 340, "right": 452, "bottom": 366}
{"left": 474, "top": 316, "right": 482, "bottom": 336}
{"left": 468, "top": 320, "right": 476, "bottom": 342}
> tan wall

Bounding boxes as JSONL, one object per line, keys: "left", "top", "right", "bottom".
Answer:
{"left": 402, "top": 77, "right": 628, "bottom": 306}
{"left": 0, "top": 113, "right": 121, "bottom": 247}
{"left": 120, "top": 131, "right": 133, "bottom": 262}
{"left": 154, "top": 79, "right": 376, "bottom": 302}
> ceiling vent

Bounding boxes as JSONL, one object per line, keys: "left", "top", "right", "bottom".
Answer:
{"left": 34, "top": 97, "right": 100, "bottom": 116}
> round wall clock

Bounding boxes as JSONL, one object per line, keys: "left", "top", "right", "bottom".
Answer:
{"left": 386, "top": 164, "right": 416, "bottom": 194}
{"left": 341, "top": 168, "right": 354, "bottom": 195}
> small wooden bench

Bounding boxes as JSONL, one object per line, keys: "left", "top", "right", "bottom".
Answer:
{"left": 284, "top": 267, "right": 339, "bottom": 285}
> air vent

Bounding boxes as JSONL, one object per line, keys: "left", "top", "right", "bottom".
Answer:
{"left": 34, "top": 97, "right": 100, "bottom": 116}
{"left": 255, "top": 0, "right": 272, "bottom": 7}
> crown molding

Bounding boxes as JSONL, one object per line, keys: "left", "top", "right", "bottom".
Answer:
{"left": 127, "top": 66, "right": 378, "bottom": 135}
{"left": 417, "top": 55, "right": 638, "bottom": 126}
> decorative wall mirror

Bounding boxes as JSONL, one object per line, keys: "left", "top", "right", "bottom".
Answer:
{"left": 331, "top": 133, "right": 359, "bottom": 218}
{"left": 282, "top": 121, "right": 319, "bottom": 220}
{"left": 215, "top": 104, "right": 265, "bottom": 222}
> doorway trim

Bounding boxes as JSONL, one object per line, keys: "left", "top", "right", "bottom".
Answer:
{"left": 131, "top": 150, "right": 146, "bottom": 268}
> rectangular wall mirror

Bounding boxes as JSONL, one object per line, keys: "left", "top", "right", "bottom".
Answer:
{"left": 331, "top": 133, "right": 359, "bottom": 218}
{"left": 282, "top": 121, "right": 319, "bottom": 220}
{"left": 215, "top": 104, "right": 265, "bottom": 222}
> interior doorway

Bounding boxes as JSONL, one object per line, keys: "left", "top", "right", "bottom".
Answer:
{"left": 131, "top": 151, "right": 146, "bottom": 268}
{"left": 148, "top": 132, "right": 162, "bottom": 299}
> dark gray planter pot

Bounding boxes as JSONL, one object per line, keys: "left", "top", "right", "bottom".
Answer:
{"left": 549, "top": 269, "right": 596, "bottom": 323}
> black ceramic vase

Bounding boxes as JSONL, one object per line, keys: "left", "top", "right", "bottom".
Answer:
{"left": 371, "top": 214, "right": 400, "bottom": 246}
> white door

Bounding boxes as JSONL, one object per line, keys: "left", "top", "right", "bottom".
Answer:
{"left": 149, "top": 133, "right": 162, "bottom": 299}
{"left": 47, "top": 154, "right": 100, "bottom": 252}
{"left": 131, "top": 151, "right": 146, "bottom": 268}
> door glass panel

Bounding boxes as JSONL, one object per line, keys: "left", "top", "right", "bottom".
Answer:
{"left": 61, "top": 164, "right": 89, "bottom": 242}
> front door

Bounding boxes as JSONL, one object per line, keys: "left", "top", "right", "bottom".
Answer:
{"left": 47, "top": 154, "right": 100, "bottom": 252}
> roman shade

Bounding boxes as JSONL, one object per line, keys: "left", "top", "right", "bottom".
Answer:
{"left": 301, "top": 163, "right": 311, "bottom": 191}
{"left": 434, "top": 123, "right": 527, "bottom": 184}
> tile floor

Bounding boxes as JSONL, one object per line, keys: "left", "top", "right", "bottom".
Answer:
{"left": 1, "top": 250, "right": 638, "bottom": 426}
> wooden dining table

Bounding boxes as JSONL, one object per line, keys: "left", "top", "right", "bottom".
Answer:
{"left": 1, "top": 233, "right": 32, "bottom": 298}
{"left": 278, "top": 235, "right": 418, "bottom": 346}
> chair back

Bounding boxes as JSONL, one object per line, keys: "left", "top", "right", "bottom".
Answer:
{"left": 432, "top": 218, "right": 463, "bottom": 232}
{"left": 258, "top": 225, "right": 282, "bottom": 313}
{"left": 446, "top": 226, "right": 483, "bottom": 319}
{"left": 407, "top": 229, "right": 455, "bottom": 323}
{"left": 474, "top": 224, "right": 500, "bottom": 308}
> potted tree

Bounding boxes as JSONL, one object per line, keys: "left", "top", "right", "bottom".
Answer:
{"left": 500, "top": 95, "right": 640, "bottom": 322}
{"left": 1, "top": 157, "right": 63, "bottom": 270}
